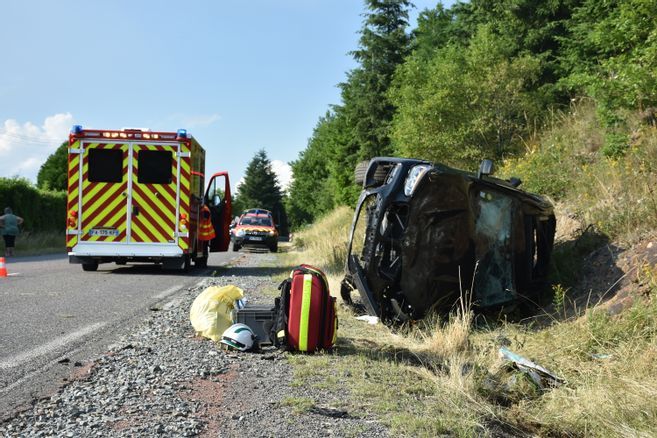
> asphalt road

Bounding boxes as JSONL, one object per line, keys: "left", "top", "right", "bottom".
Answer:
{"left": 0, "top": 251, "right": 241, "bottom": 419}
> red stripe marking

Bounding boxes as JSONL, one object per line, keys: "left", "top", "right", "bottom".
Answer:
{"left": 180, "top": 166, "right": 191, "bottom": 183}
{"left": 81, "top": 191, "right": 126, "bottom": 230}
{"left": 159, "top": 183, "right": 178, "bottom": 205}
{"left": 68, "top": 159, "right": 79, "bottom": 179}
{"left": 136, "top": 206, "right": 171, "bottom": 241}
{"left": 81, "top": 181, "right": 127, "bottom": 223}
{"left": 132, "top": 185, "right": 173, "bottom": 236}
{"left": 131, "top": 215, "right": 160, "bottom": 242}
{"left": 139, "top": 182, "right": 177, "bottom": 216}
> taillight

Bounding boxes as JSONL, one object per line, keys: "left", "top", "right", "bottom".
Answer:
{"left": 180, "top": 213, "right": 188, "bottom": 230}
{"left": 68, "top": 210, "right": 78, "bottom": 228}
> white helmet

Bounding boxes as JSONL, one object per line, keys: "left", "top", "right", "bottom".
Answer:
{"left": 220, "top": 323, "right": 256, "bottom": 351}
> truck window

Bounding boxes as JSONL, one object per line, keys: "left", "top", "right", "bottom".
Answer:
{"left": 88, "top": 148, "right": 123, "bottom": 183}
{"left": 138, "top": 150, "right": 172, "bottom": 184}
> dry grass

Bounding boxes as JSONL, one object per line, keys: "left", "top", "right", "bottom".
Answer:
{"left": 501, "top": 102, "right": 657, "bottom": 245}
{"left": 291, "top": 206, "right": 353, "bottom": 275}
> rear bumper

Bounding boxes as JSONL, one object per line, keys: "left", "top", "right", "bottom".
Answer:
{"left": 69, "top": 242, "right": 183, "bottom": 259}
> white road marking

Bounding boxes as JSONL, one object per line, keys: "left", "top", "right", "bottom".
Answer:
{"left": 0, "top": 322, "right": 107, "bottom": 370}
{"left": 151, "top": 284, "right": 183, "bottom": 300}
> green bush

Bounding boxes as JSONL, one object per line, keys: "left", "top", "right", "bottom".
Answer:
{"left": 0, "top": 177, "right": 66, "bottom": 232}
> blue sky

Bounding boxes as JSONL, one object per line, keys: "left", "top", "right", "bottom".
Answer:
{"left": 1, "top": 0, "right": 452, "bottom": 193}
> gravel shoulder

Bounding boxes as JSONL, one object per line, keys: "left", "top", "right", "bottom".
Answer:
{"left": 0, "top": 252, "right": 387, "bottom": 437}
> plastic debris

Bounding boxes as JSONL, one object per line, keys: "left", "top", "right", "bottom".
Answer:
{"left": 355, "top": 315, "right": 379, "bottom": 325}
{"left": 190, "top": 285, "right": 244, "bottom": 342}
{"left": 498, "top": 347, "right": 565, "bottom": 389}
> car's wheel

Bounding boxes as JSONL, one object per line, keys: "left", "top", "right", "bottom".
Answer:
{"left": 354, "top": 161, "right": 369, "bottom": 185}
{"left": 233, "top": 243, "right": 240, "bottom": 252}
{"left": 269, "top": 244, "right": 278, "bottom": 253}
{"left": 354, "top": 160, "right": 389, "bottom": 186}
{"left": 82, "top": 261, "right": 98, "bottom": 272}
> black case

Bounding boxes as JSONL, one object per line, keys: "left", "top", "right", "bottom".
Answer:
{"left": 235, "top": 304, "right": 276, "bottom": 346}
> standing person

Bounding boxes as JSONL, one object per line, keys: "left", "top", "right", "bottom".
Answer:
{"left": 0, "top": 207, "right": 24, "bottom": 257}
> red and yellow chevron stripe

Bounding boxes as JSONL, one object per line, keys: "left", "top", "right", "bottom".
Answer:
{"left": 131, "top": 144, "right": 177, "bottom": 244}
{"left": 66, "top": 139, "right": 81, "bottom": 250}
{"left": 178, "top": 142, "right": 191, "bottom": 251}
{"left": 78, "top": 143, "right": 130, "bottom": 243}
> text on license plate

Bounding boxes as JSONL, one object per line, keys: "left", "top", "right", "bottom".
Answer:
{"left": 249, "top": 236, "right": 264, "bottom": 241}
{"left": 88, "top": 228, "right": 120, "bottom": 237}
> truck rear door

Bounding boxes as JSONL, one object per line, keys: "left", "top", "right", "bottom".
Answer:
{"left": 129, "top": 143, "right": 179, "bottom": 244}
{"left": 77, "top": 142, "right": 130, "bottom": 243}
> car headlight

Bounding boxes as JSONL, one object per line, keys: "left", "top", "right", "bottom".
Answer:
{"left": 404, "top": 165, "right": 431, "bottom": 196}
{"left": 268, "top": 230, "right": 275, "bottom": 236}
{"left": 236, "top": 229, "right": 245, "bottom": 237}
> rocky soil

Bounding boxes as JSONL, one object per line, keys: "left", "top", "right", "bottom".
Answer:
{"left": 0, "top": 253, "right": 387, "bottom": 437}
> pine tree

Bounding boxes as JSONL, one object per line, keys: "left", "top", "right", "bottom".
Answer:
{"left": 329, "top": 0, "right": 412, "bottom": 205}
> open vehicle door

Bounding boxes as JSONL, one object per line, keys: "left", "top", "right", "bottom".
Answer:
{"left": 204, "top": 171, "right": 232, "bottom": 252}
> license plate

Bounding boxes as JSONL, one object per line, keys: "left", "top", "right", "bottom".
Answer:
{"left": 88, "top": 228, "right": 119, "bottom": 237}
{"left": 249, "top": 236, "right": 264, "bottom": 241}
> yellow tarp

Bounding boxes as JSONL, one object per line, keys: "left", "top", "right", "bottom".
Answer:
{"left": 189, "top": 285, "right": 244, "bottom": 342}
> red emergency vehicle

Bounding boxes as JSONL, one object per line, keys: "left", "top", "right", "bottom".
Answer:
{"left": 66, "top": 126, "right": 232, "bottom": 271}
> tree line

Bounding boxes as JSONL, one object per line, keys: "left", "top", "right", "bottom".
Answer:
{"left": 33, "top": 0, "right": 657, "bottom": 232}
{"left": 286, "top": 0, "right": 657, "bottom": 227}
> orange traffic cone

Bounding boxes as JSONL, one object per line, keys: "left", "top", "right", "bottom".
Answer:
{"left": 0, "top": 257, "right": 7, "bottom": 278}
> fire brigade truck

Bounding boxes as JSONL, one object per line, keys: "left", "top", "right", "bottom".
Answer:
{"left": 66, "top": 126, "right": 232, "bottom": 271}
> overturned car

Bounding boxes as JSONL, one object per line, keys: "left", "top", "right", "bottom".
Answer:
{"left": 340, "top": 157, "right": 556, "bottom": 323}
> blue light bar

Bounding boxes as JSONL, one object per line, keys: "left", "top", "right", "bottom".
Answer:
{"left": 71, "top": 125, "right": 83, "bottom": 134}
{"left": 177, "top": 129, "right": 187, "bottom": 139}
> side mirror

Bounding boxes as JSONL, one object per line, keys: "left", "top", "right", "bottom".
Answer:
{"left": 478, "top": 159, "right": 494, "bottom": 179}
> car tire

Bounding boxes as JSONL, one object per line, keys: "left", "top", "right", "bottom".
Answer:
{"left": 354, "top": 160, "right": 389, "bottom": 186}
{"left": 354, "top": 161, "right": 369, "bottom": 185}
{"left": 269, "top": 244, "right": 278, "bottom": 253}
{"left": 82, "top": 261, "right": 98, "bottom": 272}
{"left": 233, "top": 243, "right": 240, "bottom": 252}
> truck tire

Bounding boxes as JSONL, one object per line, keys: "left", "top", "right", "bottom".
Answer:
{"left": 195, "top": 256, "right": 208, "bottom": 268}
{"left": 82, "top": 261, "right": 98, "bottom": 272}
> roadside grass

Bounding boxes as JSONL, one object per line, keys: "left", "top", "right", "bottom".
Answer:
{"left": 501, "top": 102, "right": 657, "bottom": 246}
{"left": 11, "top": 230, "right": 65, "bottom": 256}
{"left": 280, "top": 202, "right": 657, "bottom": 435}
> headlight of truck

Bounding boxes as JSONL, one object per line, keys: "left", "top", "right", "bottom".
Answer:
{"left": 404, "top": 165, "right": 431, "bottom": 196}
{"left": 236, "top": 229, "right": 245, "bottom": 237}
